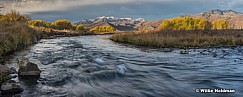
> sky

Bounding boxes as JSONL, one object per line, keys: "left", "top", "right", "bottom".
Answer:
{"left": 0, "top": 0, "right": 243, "bottom": 22}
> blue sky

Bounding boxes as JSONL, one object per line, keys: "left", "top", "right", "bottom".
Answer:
{"left": 1, "top": 0, "right": 243, "bottom": 22}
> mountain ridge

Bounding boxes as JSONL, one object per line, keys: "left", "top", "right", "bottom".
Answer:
{"left": 78, "top": 9, "right": 243, "bottom": 31}
{"left": 76, "top": 16, "right": 146, "bottom": 31}
{"left": 77, "top": 16, "right": 146, "bottom": 25}
{"left": 188, "top": 9, "right": 243, "bottom": 29}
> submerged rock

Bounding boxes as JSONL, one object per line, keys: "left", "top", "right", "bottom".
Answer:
{"left": 162, "top": 48, "right": 174, "bottom": 52}
{"left": 0, "top": 80, "right": 23, "bottom": 95}
{"left": 117, "top": 64, "right": 127, "bottom": 75}
{"left": 94, "top": 58, "right": 105, "bottom": 65}
{"left": 180, "top": 50, "right": 189, "bottom": 54}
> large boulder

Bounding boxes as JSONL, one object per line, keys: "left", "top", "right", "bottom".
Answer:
{"left": 17, "top": 59, "right": 41, "bottom": 77}
{"left": 0, "top": 80, "right": 23, "bottom": 94}
{"left": 0, "top": 65, "right": 12, "bottom": 84}
{"left": 0, "top": 65, "right": 11, "bottom": 75}
{"left": 18, "top": 62, "right": 41, "bottom": 77}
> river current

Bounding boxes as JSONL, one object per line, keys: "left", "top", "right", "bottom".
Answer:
{"left": 4, "top": 35, "right": 243, "bottom": 97}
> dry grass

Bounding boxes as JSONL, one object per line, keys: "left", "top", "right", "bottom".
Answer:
{"left": 0, "top": 22, "right": 40, "bottom": 56}
{"left": 0, "top": 11, "right": 41, "bottom": 62}
{"left": 30, "top": 26, "right": 95, "bottom": 38}
{"left": 110, "top": 29, "right": 243, "bottom": 48}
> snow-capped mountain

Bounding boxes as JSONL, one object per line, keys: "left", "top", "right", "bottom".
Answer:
{"left": 77, "top": 16, "right": 146, "bottom": 25}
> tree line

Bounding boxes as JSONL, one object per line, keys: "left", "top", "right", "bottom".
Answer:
{"left": 91, "top": 26, "right": 116, "bottom": 32}
{"left": 29, "top": 20, "right": 116, "bottom": 33}
{"left": 0, "top": 11, "right": 40, "bottom": 58}
{"left": 158, "top": 16, "right": 229, "bottom": 30}
{"left": 28, "top": 20, "right": 88, "bottom": 31}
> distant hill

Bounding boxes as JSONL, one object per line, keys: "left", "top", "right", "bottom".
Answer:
{"left": 135, "top": 20, "right": 162, "bottom": 31}
{"left": 87, "top": 21, "right": 112, "bottom": 28}
{"left": 77, "top": 9, "right": 243, "bottom": 32}
{"left": 188, "top": 9, "right": 243, "bottom": 29}
{"left": 136, "top": 9, "right": 243, "bottom": 30}
{"left": 197, "top": 9, "right": 242, "bottom": 17}
{"left": 78, "top": 16, "right": 145, "bottom": 25}
{"left": 76, "top": 16, "right": 145, "bottom": 31}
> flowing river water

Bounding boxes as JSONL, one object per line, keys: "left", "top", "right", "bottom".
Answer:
{"left": 4, "top": 35, "right": 243, "bottom": 97}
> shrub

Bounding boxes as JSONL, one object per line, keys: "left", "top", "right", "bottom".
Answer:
{"left": 158, "top": 16, "right": 212, "bottom": 30}
{"left": 212, "top": 19, "right": 229, "bottom": 30}
{"left": 53, "top": 19, "right": 72, "bottom": 30}
{"left": 76, "top": 24, "right": 86, "bottom": 31}
{"left": 91, "top": 26, "right": 116, "bottom": 32}
{"left": 29, "top": 20, "right": 44, "bottom": 27}
{"left": 0, "top": 11, "right": 44, "bottom": 62}
{"left": 0, "top": 10, "right": 29, "bottom": 22}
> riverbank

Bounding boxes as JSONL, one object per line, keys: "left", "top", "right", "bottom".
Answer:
{"left": 0, "top": 12, "right": 40, "bottom": 92}
{"left": 110, "top": 29, "right": 243, "bottom": 48}
{"left": 0, "top": 12, "right": 97, "bottom": 63}
{"left": 0, "top": 65, "right": 11, "bottom": 85}
{"left": 0, "top": 13, "right": 41, "bottom": 63}
{"left": 3, "top": 35, "right": 242, "bottom": 97}
{"left": 0, "top": 12, "right": 89, "bottom": 96}
{"left": 31, "top": 27, "right": 95, "bottom": 39}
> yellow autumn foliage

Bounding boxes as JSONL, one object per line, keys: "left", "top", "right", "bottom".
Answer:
{"left": 158, "top": 16, "right": 211, "bottom": 30}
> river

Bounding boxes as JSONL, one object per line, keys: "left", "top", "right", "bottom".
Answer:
{"left": 4, "top": 35, "right": 243, "bottom": 97}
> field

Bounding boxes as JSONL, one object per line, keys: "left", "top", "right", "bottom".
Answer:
{"left": 110, "top": 29, "right": 243, "bottom": 48}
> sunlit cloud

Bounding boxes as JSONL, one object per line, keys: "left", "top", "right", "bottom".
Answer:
{"left": 1, "top": 0, "right": 243, "bottom": 22}
{"left": 1, "top": 0, "right": 170, "bottom": 13}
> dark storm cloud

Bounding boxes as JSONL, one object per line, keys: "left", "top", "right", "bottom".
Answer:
{"left": 1, "top": 0, "right": 243, "bottom": 22}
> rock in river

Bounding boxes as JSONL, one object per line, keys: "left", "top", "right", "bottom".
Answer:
{"left": 1, "top": 80, "right": 23, "bottom": 94}
{"left": 17, "top": 59, "right": 41, "bottom": 77}
{"left": 117, "top": 64, "right": 127, "bottom": 75}
{"left": 0, "top": 65, "right": 12, "bottom": 84}
{"left": 0, "top": 65, "right": 11, "bottom": 75}
{"left": 180, "top": 50, "right": 189, "bottom": 54}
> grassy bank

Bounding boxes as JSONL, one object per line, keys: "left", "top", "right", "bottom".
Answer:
{"left": 31, "top": 27, "right": 94, "bottom": 39}
{"left": 110, "top": 30, "right": 243, "bottom": 48}
{"left": 0, "top": 11, "right": 41, "bottom": 62}
{"left": 28, "top": 19, "right": 95, "bottom": 36}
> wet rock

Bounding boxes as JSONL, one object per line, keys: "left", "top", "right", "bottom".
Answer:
{"left": 17, "top": 59, "right": 41, "bottom": 77}
{"left": 10, "top": 67, "right": 17, "bottom": 74}
{"left": 212, "top": 52, "right": 217, "bottom": 57}
{"left": 0, "top": 65, "right": 11, "bottom": 75}
{"left": 0, "top": 65, "right": 12, "bottom": 85}
{"left": 220, "top": 55, "right": 226, "bottom": 58}
{"left": 162, "top": 48, "right": 173, "bottom": 52}
{"left": 0, "top": 75, "right": 11, "bottom": 85}
{"left": 1, "top": 93, "right": 21, "bottom": 97}
{"left": 0, "top": 80, "right": 23, "bottom": 95}
{"left": 117, "top": 64, "right": 127, "bottom": 75}
{"left": 94, "top": 58, "right": 105, "bottom": 65}
{"left": 10, "top": 74, "right": 18, "bottom": 79}
{"left": 179, "top": 50, "right": 189, "bottom": 54}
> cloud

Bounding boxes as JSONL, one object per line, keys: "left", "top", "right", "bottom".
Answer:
{"left": 1, "top": 0, "right": 243, "bottom": 22}
{"left": 3, "top": 0, "right": 205, "bottom": 13}
{"left": 2, "top": 0, "right": 171, "bottom": 13}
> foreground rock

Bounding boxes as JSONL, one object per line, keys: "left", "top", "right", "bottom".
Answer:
{"left": 1, "top": 80, "right": 23, "bottom": 95}
{"left": 0, "top": 65, "right": 12, "bottom": 85}
{"left": 0, "top": 65, "right": 11, "bottom": 75}
{"left": 18, "top": 59, "right": 41, "bottom": 77}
